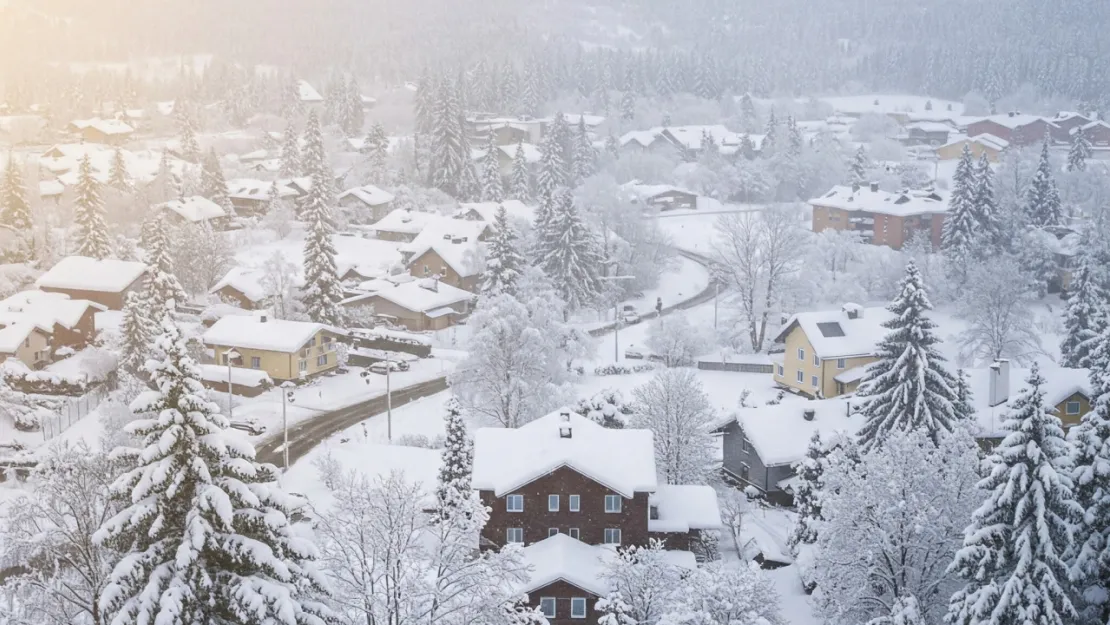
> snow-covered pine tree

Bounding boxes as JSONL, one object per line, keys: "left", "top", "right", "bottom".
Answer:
{"left": 787, "top": 430, "right": 824, "bottom": 551}
{"left": 140, "top": 211, "right": 188, "bottom": 322}
{"left": 302, "top": 110, "right": 328, "bottom": 184}
{"left": 509, "top": 141, "right": 532, "bottom": 201}
{"left": 300, "top": 167, "right": 345, "bottom": 326}
{"left": 597, "top": 592, "right": 636, "bottom": 625}
{"left": 850, "top": 145, "right": 868, "bottom": 185}
{"left": 605, "top": 134, "right": 620, "bottom": 160}
{"left": 119, "top": 290, "right": 152, "bottom": 373}
{"left": 73, "top": 156, "right": 113, "bottom": 259}
{"left": 1025, "top": 135, "right": 1064, "bottom": 227}
{"left": 946, "top": 363, "right": 1081, "bottom": 625}
{"left": 108, "top": 147, "right": 132, "bottom": 192}
{"left": 971, "top": 152, "right": 1001, "bottom": 251}
{"left": 519, "top": 65, "right": 540, "bottom": 118}
{"left": 761, "top": 110, "right": 778, "bottom": 157}
{"left": 480, "top": 132, "right": 504, "bottom": 202}
{"left": 200, "top": 149, "right": 233, "bottom": 214}
{"left": 1071, "top": 329, "right": 1110, "bottom": 624}
{"left": 536, "top": 130, "right": 566, "bottom": 200}
{"left": 152, "top": 150, "right": 180, "bottom": 203}
{"left": 435, "top": 398, "right": 474, "bottom": 521}
{"left": 342, "top": 75, "right": 365, "bottom": 137}
{"left": 953, "top": 368, "right": 976, "bottom": 421}
{"left": 481, "top": 205, "right": 525, "bottom": 295}
{"left": 0, "top": 155, "right": 31, "bottom": 230}
{"left": 1060, "top": 245, "right": 1107, "bottom": 369}
{"left": 1069, "top": 126, "right": 1092, "bottom": 172}
{"left": 572, "top": 117, "right": 596, "bottom": 183}
{"left": 279, "top": 122, "right": 303, "bottom": 178}
{"left": 537, "top": 188, "right": 604, "bottom": 311}
{"left": 176, "top": 102, "right": 201, "bottom": 162}
{"left": 95, "top": 317, "right": 333, "bottom": 625}
{"left": 361, "top": 121, "right": 389, "bottom": 185}
{"left": 941, "top": 145, "right": 979, "bottom": 279}
{"left": 856, "top": 261, "right": 958, "bottom": 452}
{"left": 787, "top": 115, "right": 803, "bottom": 156}
{"left": 456, "top": 161, "right": 481, "bottom": 202}
{"left": 429, "top": 76, "right": 467, "bottom": 196}
{"left": 620, "top": 88, "right": 636, "bottom": 125}
{"left": 414, "top": 69, "right": 436, "bottom": 136}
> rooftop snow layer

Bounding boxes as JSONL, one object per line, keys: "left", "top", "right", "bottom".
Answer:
{"left": 455, "top": 200, "right": 536, "bottom": 226}
{"left": 36, "top": 256, "right": 147, "bottom": 294}
{"left": 473, "top": 410, "right": 658, "bottom": 498}
{"left": 371, "top": 209, "right": 445, "bottom": 235}
{"left": 810, "top": 185, "right": 949, "bottom": 217}
{"left": 197, "top": 364, "right": 273, "bottom": 388}
{"left": 159, "top": 196, "right": 226, "bottom": 223}
{"left": 775, "top": 305, "right": 894, "bottom": 359}
{"left": 0, "top": 290, "right": 106, "bottom": 329}
{"left": 402, "top": 220, "right": 488, "bottom": 278}
{"left": 649, "top": 485, "right": 723, "bottom": 532}
{"left": 368, "top": 279, "right": 474, "bottom": 313}
{"left": 0, "top": 322, "right": 45, "bottom": 353}
{"left": 516, "top": 534, "right": 696, "bottom": 596}
{"left": 339, "top": 184, "right": 395, "bottom": 207}
{"left": 202, "top": 314, "right": 344, "bottom": 353}
{"left": 969, "top": 113, "right": 1056, "bottom": 130}
{"left": 297, "top": 80, "right": 323, "bottom": 102}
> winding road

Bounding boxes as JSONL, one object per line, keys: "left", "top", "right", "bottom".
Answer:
{"left": 254, "top": 248, "right": 722, "bottom": 469}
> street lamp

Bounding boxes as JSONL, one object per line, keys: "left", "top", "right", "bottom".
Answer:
{"left": 225, "top": 349, "right": 240, "bottom": 418}
{"left": 280, "top": 381, "right": 295, "bottom": 472}
{"left": 361, "top": 365, "right": 392, "bottom": 442}
{"left": 600, "top": 275, "right": 636, "bottom": 363}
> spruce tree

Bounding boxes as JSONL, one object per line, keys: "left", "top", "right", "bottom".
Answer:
{"left": 96, "top": 317, "right": 333, "bottom": 625}
{"left": 428, "top": 76, "right": 467, "bottom": 196}
{"left": 953, "top": 368, "right": 976, "bottom": 421}
{"left": 279, "top": 122, "right": 302, "bottom": 178}
{"left": 941, "top": 145, "right": 979, "bottom": 278}
{"left": 536, "top": 131, "right": 566, "bottom": 200}
{"left": 572, "top": 118, "right": 596, "bottom": 183}
{"left": 1060, "top": 245, "right": 1107, "bottom": 369}
{"left": 119, "top": 291, "right": 153, "bottom": 373}
{"left": 946, "top": 364, "right": 1081, "bottom": 625}
{"left": 361, "top": 122, "right": 389, "bottom": 185}
{"left": 480, "top": 133, "right": 504, "bottom": 202}
{"left": 435, "top": 399, "right": 474, "bottom": 521}
{"left": 787, "top": 431, "right": 824, "bottom": 551}
{"left": 761, "top": 110, "right": 778, "bottom": 157}
{"left": 302, "top": 111, "right": 329, "bottom": 184}
{"left": 481, "top": 205, "right": 525, "bottom": 296}
{"left": 73, "top": 156, "right": 113, "bottom": 260}
{"left": 140, "top": 211, "right": 188, "bottom": 323}
{"left": 0, "top": 155, "right": 31, "bottom": 230}
{"left": 849, "top": 145, "right": 868, "bottom": 185}
{"left": 413, "top": 69, "right": 435, "bottom": 136}
{"left": 536, "top": 189, "right": 605, "bottom": 311}
{"left": 107, "top": 147, "right": 132, "bottom": 193}
{"left": 787, "top": 115, "right": 803, "bottom": 156}
{"left": 509, "top": 142, "right": 532, "bottom": 201}
{"left": 856, "top": 261, "right": 958, "bottom": 452}
{"left": 1025, "top": 136, "right": 1063, "bottom": 227}
{"left": 971, "top": 152, "right": 1001, "bottom": 251}
{"left": 1069, "top": 126, "right": 1092, "bottom": 173}
{"left": 620, "top": 88, "right": 636, "bottom": 125}
{"left": 176, "top": 102, "right": 200, "bottom": 162}
{"left": 300, "top": 167, "right": 345, "bottom": 326}
{"left": 605, "top": 134, "right": 620, "bottom": 160}
{"left": 341, "top": 75, "right": 365, "bottom": 137}
{"left": 153, "top": 150, "right": 180, "bottom": 202}
{"left": 200, "top": 149, "right": 233, "bottom": 214}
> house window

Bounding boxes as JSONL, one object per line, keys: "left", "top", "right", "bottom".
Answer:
{"left": 506, "top": 494, "right": 524, "bottom": 512}
{"left": 423, "top": 265, "right": 429, "bottom": 276}
{"left": 741, "top": 437, "right": 750, "bottom": 453}
{"left": 539, "top": 598, "right": 556, "bottom": 619}
{"left": 569, "top": 528, "right": 580, "bottom": 539}
{"left": 569, "top": 495, "right": 580, "bottom": 511}
{"left": 548, "top": 494, "right": 560, "bottom": 511}
{"left": 308, "top": 337, "right": 316, "bottom": 347}
{"left": 740, "top": 462, "right": 750, "bottom": 481}
{"left": 323, "top": 335, "right": 332, "bottom": 344}
{"left": 298, "top": 360, "right": 307, "bottom": 372}
{"left": 837, "top": 358, "right": 846, "bottom": 369}
{"left": 604, "top": 495, "right": 622, "bottom": 513}
{"left": 797, "top": 347, "right": 805, "bottom": 361}
{"left": 23, "top": 338, "right": 29, "bottom": 348}
{"left": 813, "top": 353, "right": 819, "bottom": 367}
{"left": 1067, "top": 401, "right": 1082, "bottom": 415}
{"left": 604, "top": 528, "right": 621, "bottom": 545}
{"left": 812, "top": 375, "right": 819, "bottom": 388}
{"left": 548, "top": 528, "right": 559, "bottom": 537}
{"left": 777, "top": 364, "right": 784, "bottom": 377}
{"left": 571, "top": 598, "right": 587, "bottom": 619}
{"left": 317, "top": 354, "right": 328, "bottom": 366}
{"left": 796, "top": 370, "right": 804, "bottom": 383}
{"left": 506, "top": 528, "right": 524, "bottom": 544}
{"left": 251, "top": 357, "right": 261, "bottom": 369}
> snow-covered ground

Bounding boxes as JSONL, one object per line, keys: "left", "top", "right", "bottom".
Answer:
{"left": 815, "top": 94, "right": 964, "bottom": 117}
{"left": 574, "top": 255, "right": 711, "bottom": 331}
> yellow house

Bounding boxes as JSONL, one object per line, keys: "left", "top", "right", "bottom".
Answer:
{"left": 201, "top": 313, "right": 345, "bottom": 382}
{"left": 0, "top": 322, "right": 52, "bottom": 369}
{"left": 935, "top": 133, "right": 1008, "bottom": 162}
{"left": 772, "top": 304, "right": 892, "bottom": 398}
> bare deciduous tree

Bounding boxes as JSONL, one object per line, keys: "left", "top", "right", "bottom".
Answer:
{"left": 632, "top": 368, "right": 717, "bottom": 485}
{"left": 957, "top": 255, "right": 1043, "bottom": 365}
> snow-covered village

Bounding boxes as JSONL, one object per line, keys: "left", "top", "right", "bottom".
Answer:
{"left": 2, "top": 1, "right": 1110, "bottom": 624}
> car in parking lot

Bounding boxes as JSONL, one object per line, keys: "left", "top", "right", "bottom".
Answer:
{"left": 624, "top": 346, "right": 645, "bottom": 360}
{"left": 369, "top": 360, "right": 409, "bottom": 374}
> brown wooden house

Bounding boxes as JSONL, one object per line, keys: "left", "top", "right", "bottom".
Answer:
{"left": 35, "top": 256, "right": 148, "bottom": 310}
{"left": 809, "top": 184, "right": 948, "bottom": 250}
{"left": 965, "top": 113, "right": 1057, "bottom": 148}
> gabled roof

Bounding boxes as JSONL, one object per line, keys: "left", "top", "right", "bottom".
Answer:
{"left": 367, "top": 279, "right": 473, "bottom": 313}
{"left": 516, "top": 535, "right": 696, "bottom": 596}
{"left": 227, "top": 178, "right": 298, "bottom": 201}
{"left": 0, "top": 290, "right": 106, "bottom": 330}
{"left": 454, "top": 200, "right": 536, "bottom": 226}
{"left": 402, "top": 220, "right": 488, "bottom": 278}
{"left": 36, "top": 256, "right": 147, "bottom": 294}
{"left": 158, "top": 196, "right": 226, "bottom": 223}
{"left": 70, "top": 118, "right": 134, "bottom": 135}
{"left": 969, "top": 113, "right": 1057, "bottom": 130}
{"left": 809, "top": 185, "right": 949, "bottom": 217}
{"left": 338, "top": 184, "right": 395, "bottom": 207}
{"left": 774, "top": 304, "right": 894, "bottom": 359}
{"left": 371, "top": 209, "right": 444, "bottom": 235}
{"left": 210, "top": 266, "right": 285, "bottom": 303}
{"left": 472, "top": 410, "right": 658, "bottom": 498}
{"left": 297, "top": 80, "right": 323, "bottom": 103}
{"left": 0, "top": 322, "right": 48, "bottom": 353}
{"left": 202, "top": 314, "right": 344, "bottom": 353}
{"left": 649, "top": 485, "right": 723, "bottom": 532}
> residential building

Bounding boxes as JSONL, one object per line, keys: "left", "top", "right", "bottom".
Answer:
{"left": 201, "top": 313, "right": 345, "bottom": 381}
{"left": 472, "top": 409, "right": 722, "bottom": 552}
{"left": 964, "top": 113, "right": 1057, "bottom": 148}
{"left": 718, "top": 360, "right": 1092, "bottom": 503}
{"left": 898, "top": 121, "right": 953, "bottom": 146}
{"left": 1050, "top": 112, "right": 1092, "bottom": 141}
{"left": 337, "top": 184, "right": 396, "bottom": 223}
{"left": 35, "top": 256, "right": 148, "bottom": 310}
{"left": 772, "top": 303, "right": 889, "bottom": 398}
{"left": 401, "top": 219, "right": 489, "bottom": 291}
{"left": 469, "top": 142, "right": 542, "bottom": 177}
{"left": 0, "top": 290, "right": 105, "bottom": 349}
{"left": 623, "top": 183, "right": 699, "bottom": 211}
{"left": 209, "top": 267, "right": 279, "bottom": 310}
{"left": 809, "top": 183, "right": 948, "bottom": 249}
{"left": 452, "top": 200, "right": 536, "bottom": 229}
{"left": 1073, "top": 120, "right": 1110, "bottom": 148}
{"left": 618, "top": 125, "right": 744, "bottom": 159}
{"left": 69, "top": 118, "right": 135, "bottom": 144}
{"left": 370, "top": 209, "right": 444, "bottom": 243}
{"left": 935, "top": 134, "right": 1009, "bottom": 162}
{"left": 157, "top": 196, "right": 228, "bottom": 226}
{"left": 349, "top": 278, "right": 473, "bottom": 331}
{"left": 0, "top": 321, "right": 52, "bottom": 369}
{"left": 297, "top": 80, "right": 324, "bottom": 106}
{"left": 227, "top": 179, "right": 297, "bottom": 215}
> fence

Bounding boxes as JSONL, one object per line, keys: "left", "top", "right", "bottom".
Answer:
{"left": 697, "top": 361, "right": 775, "bottom": 374}
{"left": 40, "top": 389, "right": 106, "bottom": 441}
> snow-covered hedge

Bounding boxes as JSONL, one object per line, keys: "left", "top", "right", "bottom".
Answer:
{"left": 593, "top": 363, "right": 658, "bottom": 376}
{"left": 1, "top": 361, "right": 88, "bottom": 396}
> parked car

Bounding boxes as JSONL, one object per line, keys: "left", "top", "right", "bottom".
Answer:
{"left": 621, "top": 310, "right": 642, "bottom": 324}
{"left": 624, "top": 346, "right": 645, "bottom": 360}
{"left": 229, "top": 417, "right": 265, "bottom": 435}
{"left": 369, "top": 360, "right": 409, "bottom": 374}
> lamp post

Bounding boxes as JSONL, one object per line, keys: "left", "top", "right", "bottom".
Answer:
{"left": 361, "top": 365, "right": 392, "bottom": 442}
{"left": 600, "top": 275, "right": 636, "bottom": 363}
{"left": 280, "top": 381, "right": 295, "bottom": 472}
{"left": 225, "top": 349, "right": 240, "bottom": 418}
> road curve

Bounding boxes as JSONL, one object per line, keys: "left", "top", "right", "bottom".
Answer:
{"left": 255, "top": 246, "right": 722, "bottom": 468}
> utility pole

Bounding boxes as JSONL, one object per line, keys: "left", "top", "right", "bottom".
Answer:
{"left": 225, "top": 349, "right": 240, "bottom": 418}
{"left": 280, "top": 382, "right": 295, "bottom": 472}
{"left": 714, "top": 282, "right": 719, "bottom": 329}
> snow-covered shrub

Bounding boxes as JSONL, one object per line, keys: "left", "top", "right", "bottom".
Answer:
{"left": 572, "top": 389, "right": 633, "bottom": 428}
{"left": 395, "top": 433, "right": 434, "bottom": 449}
{"left": 593, "top": 363, "right": 657, "bottom": 376}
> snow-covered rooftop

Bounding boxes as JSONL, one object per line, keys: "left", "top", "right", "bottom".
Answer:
{"left": 368, "top": 279, "right": 474, "bottom": 313}
{"left": 339, "top": 184, "right": 395, "bottom": 207}
{"left": 209, "top": 266, "right": 281, "bottom": 303}
{"left": 227, "top": 178, "right": 298, "bottom": 201}
{"left": 775, "top": 304, "right": 893, "bottom": 359}
{"left": 202, "top": 314, "right": 344, "bottom": 353}
{"left": 496, "top": 143, "right": 542, "bottom": 163}
{"left": 0, "top": 290, "right": 106, "bottom": 330}
{"left": 455, "top": 200, "right": 536, "bottom": 226}
{"left": 297, "top": 80, "right": 323, "bottom": 103}
{"left": 516, "top": 534, "right": 696, "bottom": 596}
{"left": 969, "top": 113, "right": 1055, "bottom": 130}
{"left": 371, "top": 209, "right": 445, "bottom": 235}
{"left": 809, "top": 185, "right": 949, "bottom": 217}
{"left": 649, "top": 485, "right": 722, "bottom": 532}
{"left": 36, "top": 256, "right": 147, "bottom": 294}
{"left": 158, "top": 196, "right": 226, "bottom": 223}
{"left": 0, "top": 322, "right": 44, "bottom": 353}
{"left": 38, "top": 180, "right": 64, "bottom": 197}
{"left": 904, "top": 121, "right": 954, "bottom": 133}
{"left": 940, "top": 133, "right": 1010, "bottom": 151}
{"left": 70, "top": 117, "right": 134, "bottom": 135}
{"left": 197, "top": 364, "right": 273, "bottom": 388}
{"left": 402, "top": 220, "right": 488, "bottom": 278}
{"left": 817, "top": 94, "right": 964, "bottom": 117}
{"left": 473, "top": 410, "right": 658, "bottom": 498}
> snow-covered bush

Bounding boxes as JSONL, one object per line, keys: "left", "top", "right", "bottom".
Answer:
{"left": 593, "top": 363, "right": 657, "bottom": 376}
{"left": 572, "top": 389, "right": 633, "bottom": 428}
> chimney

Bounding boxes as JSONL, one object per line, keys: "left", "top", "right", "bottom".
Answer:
{"left": 869, "top": 182, "right": 879, "bottom": 192}
{"left": 988, "top": 359, "right": 1011, "bottom": 407}
{"left": 1008, "top": 111, "right": 1015, "bottom": 118}
{"left": 559, "top": 411, "right": 572, "bottom": 438}
{"left": 842, "top": 303, "right": 863, "bottom": 320}
{"left": 803, "top": 409, "right": 815, "bottom": 421}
